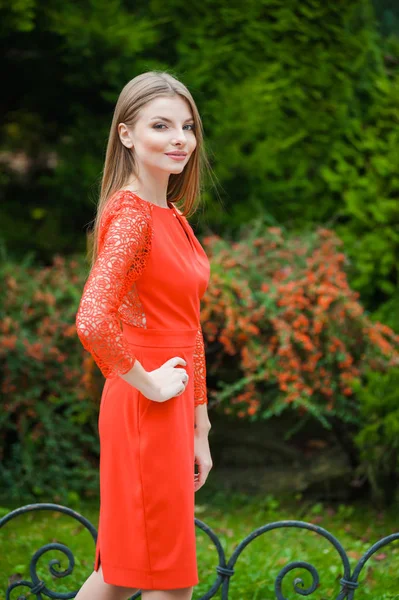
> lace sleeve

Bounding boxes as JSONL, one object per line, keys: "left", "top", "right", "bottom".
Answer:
{"left": 75, "top": 196, "right": 152, "bottom": 379}
{"left": 193, "top": 324, "right": 208, "bottom": 406}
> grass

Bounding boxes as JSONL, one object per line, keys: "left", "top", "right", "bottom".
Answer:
{"left": 1, "top": 482, "right": 399, "bottom": 599}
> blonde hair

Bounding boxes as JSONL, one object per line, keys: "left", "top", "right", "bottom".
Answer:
{"left": 88, "top": 70, "right": 215, "bottom": 267}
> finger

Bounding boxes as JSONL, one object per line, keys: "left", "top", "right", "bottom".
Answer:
{"left": 176, "top": 372, "right": 189, "bottom": 383}
{"left": 163, "top": 357, "right": 187, "bottom": 368}
{"left": 196, "top": 461, "right": 208, "bottom": 488}
{"left": 177, "top": 373, "right": 187, "bottom": 383}
{"left": 173, "top": 357, "right": 187, "bottom": 366}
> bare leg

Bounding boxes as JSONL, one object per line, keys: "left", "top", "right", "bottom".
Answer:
{"left": 74, "top": 564, "right": 140, "bottom": 600}
{"left": 142, "top": 587, "right": 194, "bottom": 600}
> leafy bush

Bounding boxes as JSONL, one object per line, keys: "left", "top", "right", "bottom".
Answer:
{"left": 201, "top": 218, "right": 399, "bottom": 437}
{"left": 1, "top": 216, "right": 398, "bottom": 502}
{"left": 371, "top": 291, "right": 399, "bottom": 335}
{"left": 0, "top": 245, "right": 101, "bottom": 503}
{"left": 353, "top": 367, "right": 399, "bottom": 506}
{"left": 329, "top": 42, "right": 399, "bottom": 306}
{"left": 2, "top": 1, "right": 398, "bottom": 316}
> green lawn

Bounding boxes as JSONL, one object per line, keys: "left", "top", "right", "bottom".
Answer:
{"left": 1, "top": 485, "right": 399, "bottom": 599}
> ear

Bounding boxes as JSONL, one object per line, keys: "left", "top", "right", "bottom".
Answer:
{"left": 118, "top": 122, "right": 133, "bottom": 148}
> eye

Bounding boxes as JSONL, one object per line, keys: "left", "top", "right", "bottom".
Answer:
{"left": 152, "top": 123, "right": 195, "bottom": 131}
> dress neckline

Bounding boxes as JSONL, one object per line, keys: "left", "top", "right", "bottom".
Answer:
{"left": 119, "top": 189, "right": 174, "bottom": 211}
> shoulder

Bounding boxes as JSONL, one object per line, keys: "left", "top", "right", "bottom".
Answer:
{"left": 101, "top": 190, "right": 153, "bottom": 228}
{"left": 107, "top": 189, "right": 153, "bottom": 217}
{"left": 99, "top": 190, "right": 154, "bottom": 250}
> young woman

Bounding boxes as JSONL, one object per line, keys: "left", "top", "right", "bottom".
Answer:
{"left": 75, "top": 71, "right": 213, "bottom": 600}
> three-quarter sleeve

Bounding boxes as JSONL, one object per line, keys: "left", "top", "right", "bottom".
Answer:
{"left": 75, "top": 197, "right": 153, "bottom": 379}
{"left": 193, "top": 324, "right": 208, "bottom": 406}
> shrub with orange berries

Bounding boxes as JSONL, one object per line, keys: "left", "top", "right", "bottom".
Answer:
{"left": 0, "top": 251, "right": 100, "bottom": 502}
{"left": 200, "top": 221, "right": 399, "bottom": 433}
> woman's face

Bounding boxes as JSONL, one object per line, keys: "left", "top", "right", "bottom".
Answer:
{"left": 120, "top": 95, "right": 197, "bottom": 175}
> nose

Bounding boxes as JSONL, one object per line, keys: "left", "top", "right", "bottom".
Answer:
{"left": 171, "top": 129, "right": 188, "bottom": 146}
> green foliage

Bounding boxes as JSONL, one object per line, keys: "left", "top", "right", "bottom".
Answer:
{"left": 1, "top": 0, "right": 398, "bottom": 311}
{"left": 0, "top": 0, "right": 36, "bottom": 33}
{"left": 200, "top": 218, "right": 399, "bottom": 440}
{"left": 331, "top": 60, "right": 399, "bottom": 305}
{"left": 1, "top": 0, "right": 399, "bottom": 505}
{"left": 353, "top": 367, "right": 399, "bottom": 506}
{"left": 372, "top": 291, "right": 399, "bottom": 334}
{"left": 1, "top": 218, "right": 399, "bottom": 502}
{"left": 0, "top": 245, "right": 101, "bottom": 503}
{"left": 372, "top": 0, "right": 399, "bottom": 37}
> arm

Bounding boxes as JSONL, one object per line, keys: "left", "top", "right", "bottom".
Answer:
{"left": 193, "top": 324, "right": 211, "bottom": 432}
{"left": 193, "top": 325, "right": 212, "bottom": 491}
{"left": 75, "top": 200, "right": 152, "bottom": 379}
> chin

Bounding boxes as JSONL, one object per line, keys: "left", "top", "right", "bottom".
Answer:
{"left": 166, "top": 165, "right": 186, "bottom": 172}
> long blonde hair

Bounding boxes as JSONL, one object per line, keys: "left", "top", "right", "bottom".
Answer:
{"left": 88, "top": 70, "right": 215, "bottom": 268}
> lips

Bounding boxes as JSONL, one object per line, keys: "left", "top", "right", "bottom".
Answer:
{"left": 165, "top": 152, "right": 187, "bottom": 156}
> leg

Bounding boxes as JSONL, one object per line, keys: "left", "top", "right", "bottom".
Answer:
{"left": 141, "top": 587, "right": 194, "bottom": 600}
{"left": 74, "top": 564, "right": 140, "bottom": 600}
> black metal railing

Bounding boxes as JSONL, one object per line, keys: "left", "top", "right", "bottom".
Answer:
{"left": 1, "top": 503, "right": 398, "bottom": 599}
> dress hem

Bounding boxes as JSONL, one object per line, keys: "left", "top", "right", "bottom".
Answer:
{"left": 95, "top": 560, "right": 199, "bottom": 589}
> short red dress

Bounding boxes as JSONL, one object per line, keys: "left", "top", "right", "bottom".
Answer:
{"left": 75, "top": 189, "right": 210, "bottom": 589}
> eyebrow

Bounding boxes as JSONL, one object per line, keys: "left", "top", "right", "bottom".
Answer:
{"left": 149, "top": 116, "right": 194, "bottom": 123}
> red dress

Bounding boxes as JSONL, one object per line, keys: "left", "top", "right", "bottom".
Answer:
{"left": 75, "top": 189, "right": 210, "bottom": 589}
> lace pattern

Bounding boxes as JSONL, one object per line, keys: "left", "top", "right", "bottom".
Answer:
{"left": 76, "top": 193, "right": 153, "bottom": 378}
{"left": 193, "top": 324, "right": 208, "bottom": 406}
{"left": 76, "top": 190, "right": 208, "bottom": 407}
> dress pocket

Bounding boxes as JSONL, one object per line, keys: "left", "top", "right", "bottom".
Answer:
{"left": 138, "top": 391, "right": 153, "bottom": 432}
{"left": 98, "top": 379, "right": 112, "bottom": 435}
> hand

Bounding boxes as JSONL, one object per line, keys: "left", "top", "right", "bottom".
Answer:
{"left": 194, "top": 432, "right": 212, "bottom": 492}
{"left": 142, "top": 357, "right": 189, "bottom": 403}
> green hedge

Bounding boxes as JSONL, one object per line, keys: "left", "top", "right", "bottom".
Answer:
{"left": 1, "top": 0, "right": 398, "bottom": 312}
{"left": 1, "top": 214, "right": 399, "bottom": 503}
{"left": 0, "top": 246, "right": 101, "bottom": 503}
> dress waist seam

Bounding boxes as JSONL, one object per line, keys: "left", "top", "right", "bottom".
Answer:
{"left": 122, "top": 325, "right": 198, "bottom": 348}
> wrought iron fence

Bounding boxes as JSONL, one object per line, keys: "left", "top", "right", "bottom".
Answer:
{"left": 1, "top": 503, "right": 398, "bottom": 599}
